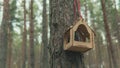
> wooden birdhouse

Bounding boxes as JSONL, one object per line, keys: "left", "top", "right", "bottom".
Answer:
{"left": 64, "top": 18, "right": 95, "bottom": 53}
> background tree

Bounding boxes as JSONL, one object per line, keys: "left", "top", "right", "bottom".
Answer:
{"left": 101, "top": 0, "right": 119, "bottom": 68}
{"left": 21, "top": 0, "right": 27, "bottom": 68}
{"left": 29, "top": 0, "right": 35, "bottom": 68}
{"left": 0, "top": 0, "right": 10, "bottom": 68}
{"left": 7, "top": 0, "right": 17, "bottom": 68}
{"left": 40, "top": 0, "right": 49, "bottom": 68}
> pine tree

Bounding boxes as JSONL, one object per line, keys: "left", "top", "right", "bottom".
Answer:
{"left": 0, "top": 0, "right": 10, "bottom": 68}
{"left": 7, "top": 0, "right": 17, "bottom": 68}
{"left": 40, "top": 0, "right": 49, "bottom": 68}
{"left": 49, "top": 0, "right": 85, "bottom": 68}
{"left": 29, "top": 0, "right": 35, "bottom": 68}
{"left": 22, "top": 0, "right": 27, "bottom": 68}
{"left": 101, "top": 0, "right": 119, "bottom": 68}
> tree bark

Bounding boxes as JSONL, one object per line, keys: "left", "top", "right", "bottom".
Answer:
{"left": 49, "top": 0, "right": 85, "bottom": 68}
{"left": 40, "top": 0, "right": 49, "bottom": 68}
{"left": 0, "top": 0, "right": 9, "bottom": 68}
{"left": 112, "top": 0, "right": 120, "bottom": 66}
{"left": 7, "top": 22, "right": 12, "bottom": 68}
{"left": 29, "top": 0, "right": 35, "bottom": 68}
{"left": 7, "top": 0, "right": 17, "bottom": 68}
{"left": 22, "top": 0, "right": 27, "bottom": 68}
{"left": 101, "top": 0, "right": 118, "bottom": 68}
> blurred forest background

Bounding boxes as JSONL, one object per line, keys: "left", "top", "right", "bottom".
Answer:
{"left": 0, "top": 0, "right": 120, "bottom": 68}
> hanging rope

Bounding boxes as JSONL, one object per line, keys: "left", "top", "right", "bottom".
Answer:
{"left": 74, "top": 0, "right": 82, "bottom": 19}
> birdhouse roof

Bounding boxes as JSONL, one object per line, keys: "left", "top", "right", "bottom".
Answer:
{"left": 65, "top": 18, "right": 95, "bottom": 36}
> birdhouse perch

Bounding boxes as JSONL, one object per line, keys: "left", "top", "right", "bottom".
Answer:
{"left": 64, "top": 18, "right": 95, "bottom": 53}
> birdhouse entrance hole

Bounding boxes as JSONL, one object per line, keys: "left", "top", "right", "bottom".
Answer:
{"left": 74, "top": 24, "right": 90, "bottom": 42}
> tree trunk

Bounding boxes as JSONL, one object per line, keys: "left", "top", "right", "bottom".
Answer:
{"left": 22, "top": 0, "right": 27, "bottom": 68}
{"left": 113, "top": 0, "right": 120, "bottom": 45}
{"left": 49, "top": 0, "right": 85, "bottom": 68}
{"left": 90, "top": 7, "right": 104, "bottom": 68}
{"left": 7, "top": 23, "right": 12, "bottom": 68}
{"left": 7, "top": 0, "right": 16, "bottom": 68}
{"left": 112, "top": 0, "right": 120, "bottom": 66}
{"left": 0, "top": 0, "right": 9, "bottom": 68}
{"left": 100, "top": 0, "right": 118, "bottom": 68}
{"left": 40, "top": 0, "right": 49, "bottom": 68}
{"left": 29, "top": 0, "right": 35, "bottom": 68}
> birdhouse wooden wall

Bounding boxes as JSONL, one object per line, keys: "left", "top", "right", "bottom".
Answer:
{"left": 64, "top": 18, "right": 95, "bottom": 53}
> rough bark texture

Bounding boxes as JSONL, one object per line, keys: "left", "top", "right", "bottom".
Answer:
{"left": 22, "top": 0, "right": 27, "bottom": 68}
{"left": 0, "top": 0, "right": 9, "bottom": 68}
{"left": 101, "top": 0, "right": 119, "bottom": 68}
{"left": 41, "top": 0, "right": 49, "bottom": 68}
{"left": 29, "top": 0, "right": 35, "bottom": 68}
{"left": 49, "top": 0, "right": 85, "bottom": 68}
